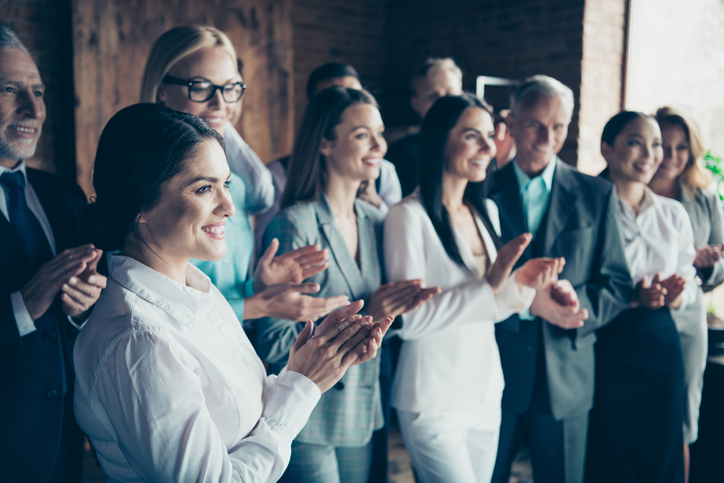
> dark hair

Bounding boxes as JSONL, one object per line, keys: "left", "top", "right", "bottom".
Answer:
{"left": 306, "top": 62, "right": 360, "bottom": 100}
{"left": 601, "top": 111, "right": 652, "bottom": 146}
{"left": 418, "top": 94, "right": 499, "bottom": 268}
{"left": 80, "top": 103, "right": 224, "bottom": 251}
{"left": 281, "top": 86, "right": 378, "bottom": 209}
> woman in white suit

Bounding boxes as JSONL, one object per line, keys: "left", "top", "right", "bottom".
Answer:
{"left": 383, "top": 94, "right": 566, "bottom": 483}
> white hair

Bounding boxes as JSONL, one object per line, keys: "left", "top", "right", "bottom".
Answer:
{"left": 512, "top": 75, "right": 574, "bottom": 119}
{"left": 0, "top": 26, "right": 29, "bottom": 54}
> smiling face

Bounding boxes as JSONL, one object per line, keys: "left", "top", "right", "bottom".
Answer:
{"left": 320, "top": 103, "right": 387, "bottom": 183}
{"left": 602, "top": 117, "right": 663, "bottom": 185}
{"left": 0, "top": 48, "right": 46, "bottom": 168}
{"left": 653, "top": 123, "right": 690, "bottom": 183}
{"left": 510, "top": 94, "right": 570, "bottom": 177}
{"left": 137, "top": 140, "right": 235, "bottom": 268}
{"left": 411, "top": 69, "right": 463, "bottom": 119}
{"left": 157, "top": 47, "right": 240, "bottom": 136}
{"left": 444, "top": 106, "right": 496, "bottom": 183}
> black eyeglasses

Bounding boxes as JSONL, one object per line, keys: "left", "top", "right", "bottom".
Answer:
{"left": 162, "top": 75, "right": 247, "bottom": 103}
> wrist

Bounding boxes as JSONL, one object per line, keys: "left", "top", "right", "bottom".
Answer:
{"left": 242, "top": 294, "right": 266, "bottom": 320}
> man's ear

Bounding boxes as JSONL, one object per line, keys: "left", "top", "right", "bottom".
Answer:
{"left": 319, "top": 138, "right": 333, "bottom": 157}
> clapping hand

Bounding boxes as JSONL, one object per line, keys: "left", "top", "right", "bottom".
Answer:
{"left": 531, "top": 279, "right": 588, "bottom": 329}
{"left": 21, "top": 244, "right": 106, "bottom": 321}
{"left": 255, "top": 240, "right": 329, "bottom": 290}
{"left": 287, "top": 300, "right": 394, "bottom": 392}
{"left": 488, "top": 233, "right": 532, "bottom": 294}
{"left": 659, "top": 273, "right": 686, "bottom": 308}
{"left": 694, "top": 244, "right": 723, "bottom": 269}
{"left": 367, "top": 279, "right": 441, "bottom": 323}
{"left": 635, "top": 274, "right": 666, "bottom": 309}
{"left": 245, "top": 283, "right": 349, "bottom": 321}
{"left": 514, "top": 257, "right": 565, "bottom": 290}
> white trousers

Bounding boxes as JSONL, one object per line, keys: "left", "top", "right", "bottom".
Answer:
{"left": 397, "top": 398, "right": 502, "bottom": 483}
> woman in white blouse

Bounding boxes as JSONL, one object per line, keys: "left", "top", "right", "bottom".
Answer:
{"left": 383, "top": 94, "right": 565, "bottom": 483}
{"left": 585, "top": 111, "right": 695, "bottom": 483}
{"left": 73, "top": 103, "right": 391, "bottom": 483}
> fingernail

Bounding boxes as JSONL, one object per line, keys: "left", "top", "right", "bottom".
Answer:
{"left": 88, "top": 276, "right": 95, "bottom": 284}
{"left": 62, "top": 284, "right": 69, "bottom": 291}
{"left": 69, "top": 277, "right": 77, "bottom": 285}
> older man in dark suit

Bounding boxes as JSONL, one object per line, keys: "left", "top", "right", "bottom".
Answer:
{"left": 489, "top": 75, "right": 632, "bottom": 483}
{"left": 0, "top": 27, "right": 106, "bottom": 482}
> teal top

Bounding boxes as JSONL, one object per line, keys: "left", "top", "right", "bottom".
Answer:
{"left": 513, "top": 157, "right": 556, "bottom": 320}
{"left": 191, "top": 172, "right": 254, "bottom": 324}
{"left": 513, "top": 157, "right": 557, "bottom": 237}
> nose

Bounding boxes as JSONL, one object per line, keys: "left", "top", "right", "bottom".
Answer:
{"left": 537, "top": 126, "right": 554, "bottom": 146}
{"left": 216, "top": 184, "right": 236, "bottom": 218}
{"left": 371, "top": 132, "right": 387, "bottom": 154}
{"left": 17, "top": 89, "right": 44, "bottom": 119}
{"left": 479, "top": 134, "right": 495, "bottom": 156}
{"left": 663, "top": 145, "right": 673, "bottom": 160}
{"left": 207, "top": 88, "right": 224, "bottom": 109}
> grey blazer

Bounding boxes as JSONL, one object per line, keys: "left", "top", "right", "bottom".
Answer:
{"left": 489, "top": 159, "right": 633, "bottom": 420}
{"left": 255, "top": 196, "right": 385, "bottom": 447}
{"left": 680, "top": 187, "right": 724, "bottom": 291}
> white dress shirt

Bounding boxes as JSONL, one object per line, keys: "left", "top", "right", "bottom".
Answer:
{"left": 224, "top": 123, "right": 275, "bottom": 216}
{"left": 384, "top": 193, "right": 535, "bottom": 413}
{"left": 0, "top": 160, "right": 59, "bottom": 337}
{"left": 618, "top": 187, "right": 697, "bottom": 310}
{"left": 73, "top": 255, "right": 321, "bottom": 483}
{"left": 374, "top": 159, "right": 403, "bottom": 216}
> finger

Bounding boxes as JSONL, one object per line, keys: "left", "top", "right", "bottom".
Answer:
{"left": 84, "top": 249, "right": 103, "bottom": 273}
{"left": 61, "top": 292, "right": 87, "bottom": 316}
{"left": 85, "top": 273, "right": 107, "bottom": 290}
{"left": 301, "top": 262, "right": 329, "bottom": 280}
{"left": 285, "top": 243, "right": 323, "bottom": 260}
{"left": 316, "top": 305, "right": 364, "bottom": 341}
{"left": 329, "top": 315, "right": 372, "bottom": 349}
{"left": 287, "top": 282, "right": 322, "bottom": 295}
{"left": 291, "top": 320, "right": 314, "bottom": 354}
{"left": 376, "top": 279, "right": 423, "bottom": 299}
{"left": 652, "top": 273, "right": 661, "bottom": 285}
{"left": 324, "top": 295, "right": 351, "bottom": 312}
{"left": 64, "top": 277, "right": 101, "bottom": 298}
{"left": 260, "top": 239, "right": 280, "bottom": 265}
{"left": 60, "top": 284, "right": 95, "bottom": 308}
{"left": 293, "top": 249, "right": 328, "bottom": 267}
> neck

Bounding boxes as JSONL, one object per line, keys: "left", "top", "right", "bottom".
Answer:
{"left": 649, "top": 176, "right": 680, "bottom": 200}
{"left": 0, "top": 158, "right": 22, "bottom": 170}
{"left": 441, "top": 172, "right": 468, "bottom": 213}
{"left": 123, "top": 239, "right": 189, "bottom": 286}
{"left": 611, "top": 175, "right": 647, "bottom": 214}
{"left": 517, "top": 155, "right": 553, "bottom": 178}
{"left": 325, "top": 172, "right": 359, "bottom": 219}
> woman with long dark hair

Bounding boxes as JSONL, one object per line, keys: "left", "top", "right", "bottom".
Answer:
{"left": 256, "top": 87, "right": 438, "bottom": 483}
{"left": 383, "top": 94, "right": 565, "bottom": 482}
{"left": 586, "top": 111, "right": 694, "bottom": 482}
{"left": 73, "top": 103, "right": 391, "bottom": 482}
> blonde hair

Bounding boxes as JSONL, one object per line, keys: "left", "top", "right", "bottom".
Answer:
{"left": 655, "top": 106, "right": 709, "bottom": 192}
{"left": 140, "top": 25, "right": 237, "bottom": 103}
{"left": 410, "top": 57, "right": 463, "bottom": 95}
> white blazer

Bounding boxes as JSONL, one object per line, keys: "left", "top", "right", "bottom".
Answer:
{"left": 384, "top": 193, "right": 534, "bottom": 414}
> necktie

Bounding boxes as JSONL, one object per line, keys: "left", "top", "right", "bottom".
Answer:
{"left": 1, "top": 170, "right": 53, "bottom": 268}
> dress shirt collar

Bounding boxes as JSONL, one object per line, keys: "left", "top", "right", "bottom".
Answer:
{"left": 0, "top": 159, "right": 27, "bottom": 178}
{"left": 512, "top": 156, "right": 556, "bottom": 193}
{"left": 108, "top": 254, "right": 212, "bottom": 329}
{"left": 617, "top": 185, "right": 655, "bottom": 220}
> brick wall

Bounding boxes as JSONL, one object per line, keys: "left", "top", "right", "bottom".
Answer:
{"left": 384, "top": 0, "right": 587, "bottom": 165}
{"left": 0, "top": 0, "right": 76, "bottom": 180}
{"left": 291, "top": 0, "right": 385, "bottom": 139}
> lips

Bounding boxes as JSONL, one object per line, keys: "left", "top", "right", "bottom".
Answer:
{"left": 201, "top": 220, "right": 226, "bottom": 240}
{"left": 362, "top": 157, "right": 382, "bottom": 167}
{"left": 201, "top": 116, "right": 227, "bottom": 130}
{"left": 7, "top": 124, "right": 39, "bottom": 139}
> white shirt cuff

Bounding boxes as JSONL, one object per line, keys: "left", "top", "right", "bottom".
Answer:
{"left": 11, "top": 290, "right": 36, "bottom": 337}
{"left": 496, "top": 271, "right": 537, "bottom": 314}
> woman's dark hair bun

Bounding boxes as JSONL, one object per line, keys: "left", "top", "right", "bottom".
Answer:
{"left": 78, "top": 201, "right": 126, "bottom": 252}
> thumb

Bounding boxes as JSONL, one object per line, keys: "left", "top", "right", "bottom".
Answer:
{"left": 641, "top": 275, "right": 650, "bottom": 289}
{"left": 652, "top": 273, "right": 660, "bottom": 285}
{"left": 291, "top": 321, "right": 313, "bottom": 354}
{"left": 260, "top": 238, "right": 280, "bottom": 265}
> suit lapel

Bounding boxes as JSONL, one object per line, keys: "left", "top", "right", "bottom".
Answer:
{"left": 316, "top": 198, "right": 367, "bottom": 301}
{"left": 542, "top": 159, "right": 578, "bottom": 256}
{"left": 489, "top": 162, "right": 528, "bottom": 243}
{"left": 0, "top": 214, "right": 28, "bottom": 263}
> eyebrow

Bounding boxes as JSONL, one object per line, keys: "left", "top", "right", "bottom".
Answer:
{"left": 461, "top": 128, "right": 482, "bottom": 134}
{"left": 0, "top": 78, "right": 45, "bottom": 90}
{"left": 185, "top": 173, "right": 231, "bottom": 186}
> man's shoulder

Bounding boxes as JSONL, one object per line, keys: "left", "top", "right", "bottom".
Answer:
{"left": 26, "top": 167, "right": 86, "bottom": 202}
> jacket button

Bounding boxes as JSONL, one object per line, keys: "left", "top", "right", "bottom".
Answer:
{"left": 46, "top": 389, "right": 59, "bottom": 398}
{"left": 334, "top": 382, "right": 345, "bottom": 390}
{"left": 43, "top": 331, "right": 56, "bottom": 341}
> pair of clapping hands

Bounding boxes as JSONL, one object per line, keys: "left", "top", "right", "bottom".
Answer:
{"left": 635, "top": 273, "right": 686, "bottom": 309}
{"left": 488, "top": 233, "right": 589, "bottom": 330}
{"left": 248, "top": 240, "right": 440, "bottom": 323}
{"left": 21, "top": 244, "right": 106, "bottom": 322}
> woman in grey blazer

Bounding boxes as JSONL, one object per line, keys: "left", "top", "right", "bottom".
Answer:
{"left": 255, "top": 87, "right": 438, "bottom": 483}
{"left": 649, "top": 106, "right": 722, "bottom": 476}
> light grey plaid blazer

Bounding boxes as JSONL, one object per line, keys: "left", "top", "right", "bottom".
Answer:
{"left": 255, "top": 196, "right": 385, "bottom": 447}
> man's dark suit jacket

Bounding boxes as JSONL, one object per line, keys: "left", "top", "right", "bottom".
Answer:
{"left": 488, "top": 159, "right": 632, "bottom": 421}
{"left": 0, "top": 168, "right": 87, "bottom": 482}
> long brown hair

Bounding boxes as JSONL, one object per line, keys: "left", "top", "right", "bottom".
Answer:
{"left": 281, "top": 86, "right": 378, "bottom": 209}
